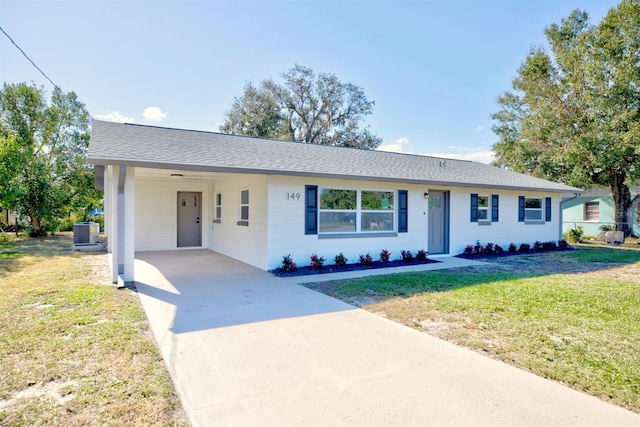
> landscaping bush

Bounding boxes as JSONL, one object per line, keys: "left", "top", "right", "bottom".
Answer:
{"left": 416, "top": 249, "right": 428, "bottom": 260}
{"left": 463, "top": 245, "right": 474, "bottom": 254}
{"left": 542, "top": 241, "right": 557, "bottom": 250}
{"left": 310, "top": 254, "right": 325, "bottom": 270}
{"left": 494, "top": 244, "right": 504, "bottom": 253}
{"left": 281, "top": 254, "right": 297, "bottom": 272}
{"left": 484, "top": 242, "right": 495, "bottom": 254}
{"left": 508, "top": 243, "right": 517, "bottom": 252}
{"left": 518, "top": 243, "right": 531, "bottom": 252}
{"left": 533, "top": 241, "right": 543, "bottom": 250}
{"left": 334, "top": 252, "right": 348, "bottom": 267}
{"left": 563, "top": 226, "right": 584, "bottom": 243}
{"left": 379, "top": 249, "right": 391, "bottom": 263}
{"left": 359, "top": 253, "right": 373, "bottom": 266}
{"left": 474, "top": 240, "right": 483, "bottom": 254}
{"left": 401, "top": 250, "right": 413, "bottom": 262}
{"left": 558, "top": 239, "right": 568, "bottom": 249}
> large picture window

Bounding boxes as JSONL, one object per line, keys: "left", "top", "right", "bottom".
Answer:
{"left": 318, "top": 188, "right": 394, "bottom": 233}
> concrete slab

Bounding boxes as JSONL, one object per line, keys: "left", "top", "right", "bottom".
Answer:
{"left": 134, "top": 250, "right": 640, "bottom": 426}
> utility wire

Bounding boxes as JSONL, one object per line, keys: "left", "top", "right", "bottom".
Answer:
{"left": 0, "top": 25, "right": 60, "bottom": 90}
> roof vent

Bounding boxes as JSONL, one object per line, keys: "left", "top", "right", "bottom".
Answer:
{"left": 439, "top": 160, "right": 447, "bottom": 167}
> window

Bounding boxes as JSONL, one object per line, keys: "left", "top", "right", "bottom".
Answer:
{"left": 584, "top": 202, "right": 599, "bottom": 222}
{"left": 318, "top": 188, "right": 394, "bottom": 234}
{"left": 477, "top": 195, "right": 489, "bottom": 221}
{"left": 214, "top": 193, "right": 222, "bottom": 222}
{"left": 471, "top": 194, "right": 498, "bottom": 223}
{"left": 238, "top": 189, "right": 249, "bottom": 225}
{"left": 524, "top": 197, "right": 543, "bottom": 221}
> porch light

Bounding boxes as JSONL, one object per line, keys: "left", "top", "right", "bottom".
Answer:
{"left": 424, "top": 192, "right": 429, "bottom": 200}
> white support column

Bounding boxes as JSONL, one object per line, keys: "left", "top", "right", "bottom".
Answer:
{"left": 109, "top": 165, "right": 119, "bottom": 284}
{"left": 122, "top": 166, "right": 136, "bottom": 282}
{"left": 103, "top": 166, "right": 112, "bottom": 251}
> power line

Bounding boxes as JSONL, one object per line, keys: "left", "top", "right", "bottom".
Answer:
{"left": 0, "top": 25, "right": 60, "bottom": 90}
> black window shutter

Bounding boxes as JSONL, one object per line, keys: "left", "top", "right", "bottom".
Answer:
{"left": 398, "top": 190, "right": 408, "bottom": 233}
{"left": 545, "top": 197, "right": 552, "bottom": 222}
{"left": 518, "top": 196, "right": 525, "bottom": 222}
{"left": 305, "top": 185, "right": 318, "bottom": 235}
{"left": 492, "top": 194, "right": 499, "bottom": 222}
{"left": 470, "top": 193, "right": 478, "bottom": 222}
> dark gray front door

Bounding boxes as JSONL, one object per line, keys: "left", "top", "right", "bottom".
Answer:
{"left": 428, "top": 190, "right": 449, "bottom": 254}
{"left": 177, "top": 192, "right": 202, "bottom": 247}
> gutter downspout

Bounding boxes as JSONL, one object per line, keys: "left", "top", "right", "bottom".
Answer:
{"left": 559, "top": 192, "right": 581, "bottom": 239}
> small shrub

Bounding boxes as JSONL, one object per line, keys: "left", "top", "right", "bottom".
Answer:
{"left": 518, "top": 243, "right": 531, "bottom": 252}
{"left": 599, "top": 224, "right": 615, "bottom": 232}
{"left": 334, "top": 252, "right": 348, "bottom": 267}
{"left": 401, "top": 250, "right": 413, "bottom": 262}
{"left": 508, "top": 243, "right": 517, "bottom": 252}
{"left": 310, "top": 254, "right": 325, "bottom": 270}
{"left": 359, "top": 253, "right": 373, "bottom": 266}
{"left": 463, "top": 245, "right": 474, "bottom": 254}
{"left": 494, "top": 244, "right": 504, "bottom": 253}
{"left": 558, "top": 239, "right": 568, "bottom": 249}
{"left": 484, "top": 242, "right": 495, "bottom": 254}
{"left": 379, "top": 249, "right": 391, "bottom": 263}
{"left": 563, "top": 226, "right": 584, "bottom": 243}
{"left": 280, "top": 254, "right": 297, "bottom": 272}
{"left": 416, "top": 249, "right": 428, "bottom": 260}
{"left": 542, "top": 241, "right": 557, "bottom": 250}
{"left": 474, "top": 240, "right": 483, "bottom": 254}
{"left": 533, "top": 241, "right": 543, "bottom": 250}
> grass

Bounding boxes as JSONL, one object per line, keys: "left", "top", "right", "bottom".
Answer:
{"left": 307, "top": 246, "right": 640, "bottom": 413}
{"left": 0, "top": 234, "right": 187, "bottom": 426}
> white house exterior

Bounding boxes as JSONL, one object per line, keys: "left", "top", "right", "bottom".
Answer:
{"left": 88, "top": 120, "right": 581, "bottom": 284}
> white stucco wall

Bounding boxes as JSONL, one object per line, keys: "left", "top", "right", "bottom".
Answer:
{"left": 266, "top": 176, "right": 431, "bottom": 271}
{"left": 209, "top": 174, "right": 268, "bottom": 270}
{"left": 448, "top": 187, "right": 562, "bottom": 255}
{"left": 134, "top": 178, "right": 213, "bottom": 251}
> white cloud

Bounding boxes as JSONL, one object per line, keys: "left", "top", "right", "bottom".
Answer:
{"left": 142, "top": 106, "right": 167, "bottom": 121}
{"left": 475, "top": 125, "right": 485, "bottom": 131}
{"left": 378, "top": 137, "right": 412, "bottom": 154}
{"left": 95, "top": 111, "right": 134, "bottom": 123}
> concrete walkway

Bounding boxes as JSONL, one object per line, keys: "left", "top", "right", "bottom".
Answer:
{"left": 134, "top": 250, "right": 639, "bottom": 426}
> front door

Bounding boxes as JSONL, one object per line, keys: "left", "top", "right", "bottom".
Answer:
{"left": 177, "top": 192, "right": 202, "bottom": 247}
{"left": 428, "top": 190, "right": 449, "bottom": 254}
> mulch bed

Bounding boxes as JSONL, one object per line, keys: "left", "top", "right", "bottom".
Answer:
{"left": 271, "top": 258, "right": 440, "bottom": 277}
{"left": 455, "top": 247, "right": 575, "bottom": 260}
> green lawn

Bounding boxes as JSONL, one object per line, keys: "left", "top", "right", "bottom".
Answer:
{"left": 0, "top": 234, "right": 187, "bottom": 426}
{"left": 307, "top": 247, "right": 640, "bottom": 413}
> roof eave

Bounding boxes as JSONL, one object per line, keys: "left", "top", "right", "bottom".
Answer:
{"left": 87, "top": 156, "right": 581, "bottom": 194}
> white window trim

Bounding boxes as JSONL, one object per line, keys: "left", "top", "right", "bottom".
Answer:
{"left": 318, "top": 188, "right": 395, "bottom": 234}
{"left": 477, "top": 195, "right": 490, "bottom": 223}
{"left": 524, "top": 197, "right": 543, "bottom": 221}
{"left": 237, "top": 189, "right": 249, "bottom": 226}
{"left": 214, "top": 192, "right": 222, "bottom": 223}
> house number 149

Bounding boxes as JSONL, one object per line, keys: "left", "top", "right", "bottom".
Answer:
{"left": 286, "top": 193, "right": 301, "bottom": 200}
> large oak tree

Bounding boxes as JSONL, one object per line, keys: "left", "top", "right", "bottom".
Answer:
{"left": 0, "top": 82, "right": 97, "bottom": 236}
{"left": 220, "top": 65, "right": 382, "bottom": 150}
{"left": 492, "top": 0, "right": 640, "bottom": 234}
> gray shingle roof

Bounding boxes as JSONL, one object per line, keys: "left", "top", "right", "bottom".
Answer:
{"left": 88, "top": 120, "right": 581, "bottom": 193}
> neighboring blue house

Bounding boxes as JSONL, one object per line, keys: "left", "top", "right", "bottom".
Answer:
{"left": 562, "top": 186, "right": 640, "bottom": 237}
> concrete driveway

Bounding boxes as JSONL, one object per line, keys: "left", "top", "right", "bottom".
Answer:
{"left": 134, "top": 250, "right": 639, "bottom": 426}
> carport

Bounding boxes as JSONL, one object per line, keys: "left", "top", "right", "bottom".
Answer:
{"left": 134, "top": 250, "right": 640, "bottom": 426}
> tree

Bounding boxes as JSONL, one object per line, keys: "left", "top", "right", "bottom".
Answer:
{"left": 0, "top": 82, "right": 96, "bottom": 236}
{"left": 492, "top": 0, "right": 640, "bottom": 235}
{"left": 220, "top": 65, "right": 382, "bottom": 150}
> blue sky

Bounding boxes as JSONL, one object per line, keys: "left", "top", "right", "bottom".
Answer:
{"left": 1, "top": 0, "right": 621, "bottom": 163}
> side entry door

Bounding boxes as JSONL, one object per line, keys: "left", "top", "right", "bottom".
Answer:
{"left": 177, "top": 192, "right": 202, "bottom": 247}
